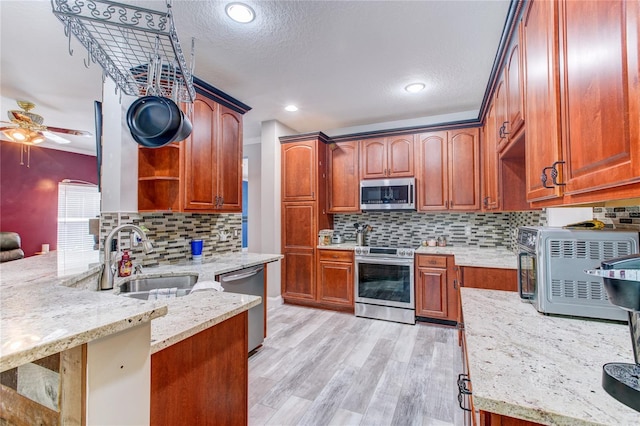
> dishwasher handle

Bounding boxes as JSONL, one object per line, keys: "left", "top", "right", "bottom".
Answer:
{"left": 220, "top": 265, "right": 264, "bottom": 282}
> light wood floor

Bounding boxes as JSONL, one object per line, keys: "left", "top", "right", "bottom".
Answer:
{"left": 248, "top": 303, "right": 465, "bottom": 426}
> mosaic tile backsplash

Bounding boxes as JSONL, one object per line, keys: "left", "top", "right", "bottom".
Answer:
{"left": 332, "top": 210, "right": 546, "bottom": 251}
{"left": 593, "top": 206, "right": 640, "bottom": 231}
{"left": 100, "top": 212, "right": 241, "bottom": 267}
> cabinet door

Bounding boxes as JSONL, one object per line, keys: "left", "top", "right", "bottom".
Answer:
{"left": 523, "top": 0, "right": 563, "bottom": 202}
{"left": 281, "top": 202, "right": 316, "bottom": 300}
{"left": 184, "top": 95, "right": 218, "bottom": 210}
{"left": 494, "top": 76, "right": 509, "bottom": 152}
{"left": 360, "top": 138, "right": 387, "bottom": 179}
{"left": 483, "top": 103, "right": 499, "bottom": 210}
{"left": 448, "top": 129, "right": 480, "bottom": 210}
{"left": 559, "top": 0, "right": 640, "bottom": 196}
{"left": 506, "top": 23, "right": 525, "bottom": 137}
{"left": 328, "top": 141, "right": 359, "bottom": 213}
{"left": 387, "top": 136, "right": 414, "bottom": 177}
{"left": 282, "top": 141, "right": 317, "bottom": 201}
{"left": 415, "top": 131, "right": 448, "bottom": 211}
{"left": 416, "top": 267, "right": 448, "bottom": 319}
{"left": 216, "top": 105, "right": 242, "bottom": 212}
{"left": 317, "top": 260, "right": 354, "bottom": 307}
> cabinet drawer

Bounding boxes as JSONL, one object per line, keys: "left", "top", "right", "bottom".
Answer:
{"left": 318, "top": 250, "right": 353, "bottom": 263}
{"left": 417, "top": 255, "right": 448, "bottom": 268}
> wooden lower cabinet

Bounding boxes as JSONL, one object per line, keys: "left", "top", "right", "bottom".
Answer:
{"left": 151, "top": 312, "right": 248, "bottom": 426}
{"left": 460, "top": 267, "right": 518, "bottom": 292}
{"left": 479, "top": 412, "right": 543, "bottom": 426}
{"left": 317, "top": 249, "right": 354, "bottom": 309}
{"left": 415, "top": 255, "right": 458, "bottom": 322}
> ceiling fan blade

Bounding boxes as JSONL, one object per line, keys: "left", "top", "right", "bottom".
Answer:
{"left": 45, "top": 126, "right": 92, "bottom": 137}
{"left": 42, "top": 131, "right": 71, "bottom": 144}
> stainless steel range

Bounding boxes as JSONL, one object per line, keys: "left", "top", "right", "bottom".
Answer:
{"left": 354, "top": 246, "right": 415, "bottom": 324}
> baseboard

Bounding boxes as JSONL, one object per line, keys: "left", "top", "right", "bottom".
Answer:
{"left": 268, "top": 295, "right": 283, "bottom": 307}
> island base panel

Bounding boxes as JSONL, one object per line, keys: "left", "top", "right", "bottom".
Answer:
{"left": 151, "top": 312, "right": 248, "bottom": 425}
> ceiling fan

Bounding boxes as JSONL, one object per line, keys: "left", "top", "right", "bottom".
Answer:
{"left": 0, "top": 100, "right": 92, "bottom": 146}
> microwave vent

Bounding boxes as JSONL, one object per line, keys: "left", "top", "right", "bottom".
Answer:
{"left": 551, "top": 279, "right": 608, "bottom": 301}
{"left": 549, "top": 239, "right": 634, "bottom": 260}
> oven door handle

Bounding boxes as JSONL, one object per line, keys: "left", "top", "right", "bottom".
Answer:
{"left": 518, "top": 251, "right": 535, "bottom": 300}
{"left": 355, "top": 257, "right": 414, "bottom": 266}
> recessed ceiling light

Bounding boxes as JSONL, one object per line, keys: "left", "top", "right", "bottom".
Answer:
{"left": 284, "top": 105, "right": 298, "bottom": 112}
{"left": 225, "top": 3, "right": 255, "bottom": 23}
{"left": 405, "top": 83, "right": 426, "bottom": 93}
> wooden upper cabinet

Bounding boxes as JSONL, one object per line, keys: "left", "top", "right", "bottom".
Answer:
{"left": 183, "top": 95, "right": 243, "bottom": 212}
{"left": 360, "top": 138, "right": 387, "bottom": 178}
{"left": 523, "top": 0, "right": 563, "bottom": 203}
{"left": 216, "top": 105, "right": 243, "bottom": 212}
{"left": 482, "top": 103, "right": 499, "bottom": 210}
{"left": 184, "top": 95, "right": 218, "bottom": 210}
{"left": 558, "top": 0, "right": 640, "bottom": 197}
{"left": 360, "top": 137, "right": 414, "bottom": 179}
{"left": 282, "top": 141, "right": 317, "bottom": 201}
{"left": 416, "top": 131, "right": 448, "bottom": 210}
{"left": 494, "top": 76, "right": 509, "bottom": 152}
{"left": 416, "top": 128, "right": 480, "bottom": 211}
{"left": 387, "top": 136, "right": 414, "bottom": 177}
{"left": 506, "top": 23, "right": 525, "bottom": 138}
{"left": 327, "top": 141, "right": 360, "bottom": 213}
{"left": 449, "top": 129, "right": 480, "bottom": 210}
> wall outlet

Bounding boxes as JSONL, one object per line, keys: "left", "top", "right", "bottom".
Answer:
{"left": 234, "top": 229, "right": 241, "bottom": 237}
{"left": 465, "top": 226, "right": 472, "bottom": 236}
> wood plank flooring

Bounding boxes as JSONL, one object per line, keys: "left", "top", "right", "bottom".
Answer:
{"left": 248, "top": 303, "right": 465, "bottom": 426}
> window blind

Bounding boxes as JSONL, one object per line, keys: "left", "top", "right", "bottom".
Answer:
{"left": 57, "top": 182, "right": 100, "bottom": 251}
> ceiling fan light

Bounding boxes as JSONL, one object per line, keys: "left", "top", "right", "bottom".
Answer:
{"left": 3, "top": 128, "right": 28, "bottom": 142}
{"left": 226, "top": 2, "right": 255, "bottom": 23}
{"left": 30, "top": 133, "right": 46, "bottom": 144}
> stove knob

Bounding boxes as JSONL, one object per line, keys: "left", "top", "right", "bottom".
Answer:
{"left": 398, "top": 249, "right": 405, "bottom": 256}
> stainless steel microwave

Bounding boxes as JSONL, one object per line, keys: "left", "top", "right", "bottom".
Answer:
{"left": 360, "top": 177, "right": 415, "bottom": 211}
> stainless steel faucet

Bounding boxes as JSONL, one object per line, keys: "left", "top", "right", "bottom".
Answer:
{"left": 101, "top": 224, "right": 153, "bottom": 290}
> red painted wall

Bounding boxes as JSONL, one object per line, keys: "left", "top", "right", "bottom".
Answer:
{"left": 0, "top": 141, "right": 97, "bottom": 257}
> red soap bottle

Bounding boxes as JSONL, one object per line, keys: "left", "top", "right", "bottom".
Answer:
{"left": 118, "top": 251, "right": 133, "bottom": 277}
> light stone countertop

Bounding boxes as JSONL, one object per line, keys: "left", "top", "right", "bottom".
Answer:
{"left": 461, "top": 288, "right": 640, "bottom": 426}
{"left": 318, "top": 243, "right": 517, "bottom": 269}
{"left": 1, "top": 250, "right": 282, "bottom": 372}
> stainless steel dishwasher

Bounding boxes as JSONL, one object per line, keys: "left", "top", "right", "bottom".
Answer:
{"left": 218, "top": 265, "right": 265, "bottom": 352}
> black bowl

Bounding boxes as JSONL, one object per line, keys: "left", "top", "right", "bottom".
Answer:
{"left": 127, "top": 96, "right": 182, "bottom": 148}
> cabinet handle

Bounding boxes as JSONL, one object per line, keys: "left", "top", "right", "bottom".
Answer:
{"left": 453, "top": 279, "right": 458, "bottom": 290}
{"left": 541, "top": 167, "right": 554, "bottom": 189}
{"left": 541, "top": 161, "right": 566, "bottom": 189}
{"left": 499, "top": 121, "right": 509, "bottom": 139}
{"left": 445, "top": 200, "right": 449, "bottom": 209}
{"left": 550, "top": 161, "right": 566, "bottom": 186}
{"left": 457, "top": 374, "right": 472, "bottom": 412}
{"left": 312, "top": 191, "right": 315, "bottom": 198}
{"left": 483, "top": 196, "right": 489, "bottom": 208}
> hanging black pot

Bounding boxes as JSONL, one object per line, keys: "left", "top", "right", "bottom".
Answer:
{"left": 126, "top": 96, "right": 183, "bottom": 148}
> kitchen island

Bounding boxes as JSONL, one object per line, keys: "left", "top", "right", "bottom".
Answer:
{"left": 460, "top": 287, "right": 640, "bottom": 425}
{"left": 0, "top": 250, "right": 281, "bottom": 424}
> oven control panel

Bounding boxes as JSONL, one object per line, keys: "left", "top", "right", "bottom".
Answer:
{"left": 354, "top": 247, "right": 415, "bottom": 258}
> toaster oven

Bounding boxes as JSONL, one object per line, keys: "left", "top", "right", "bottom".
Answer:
{"left": 517, "top": 226, "right": 639, "bottom": 321}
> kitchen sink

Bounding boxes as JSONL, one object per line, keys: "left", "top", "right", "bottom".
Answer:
{"left": 118, "top": 274, "right": 199, "bottom": 300}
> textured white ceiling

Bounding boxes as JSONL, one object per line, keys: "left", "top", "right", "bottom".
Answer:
{"left": 0, "top": 0, "right": 509, "bottom": 154}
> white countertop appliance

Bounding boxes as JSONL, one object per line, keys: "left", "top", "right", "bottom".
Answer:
{"left": 354, "top": 246, "right": 415, "bottom": 324}
{"left": 517, "top": 226, "right": 639, "bottom": 321}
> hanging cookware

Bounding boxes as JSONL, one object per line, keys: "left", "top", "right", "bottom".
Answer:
{"left": 126, "top": 95, "right": 184, "bottom": 148}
